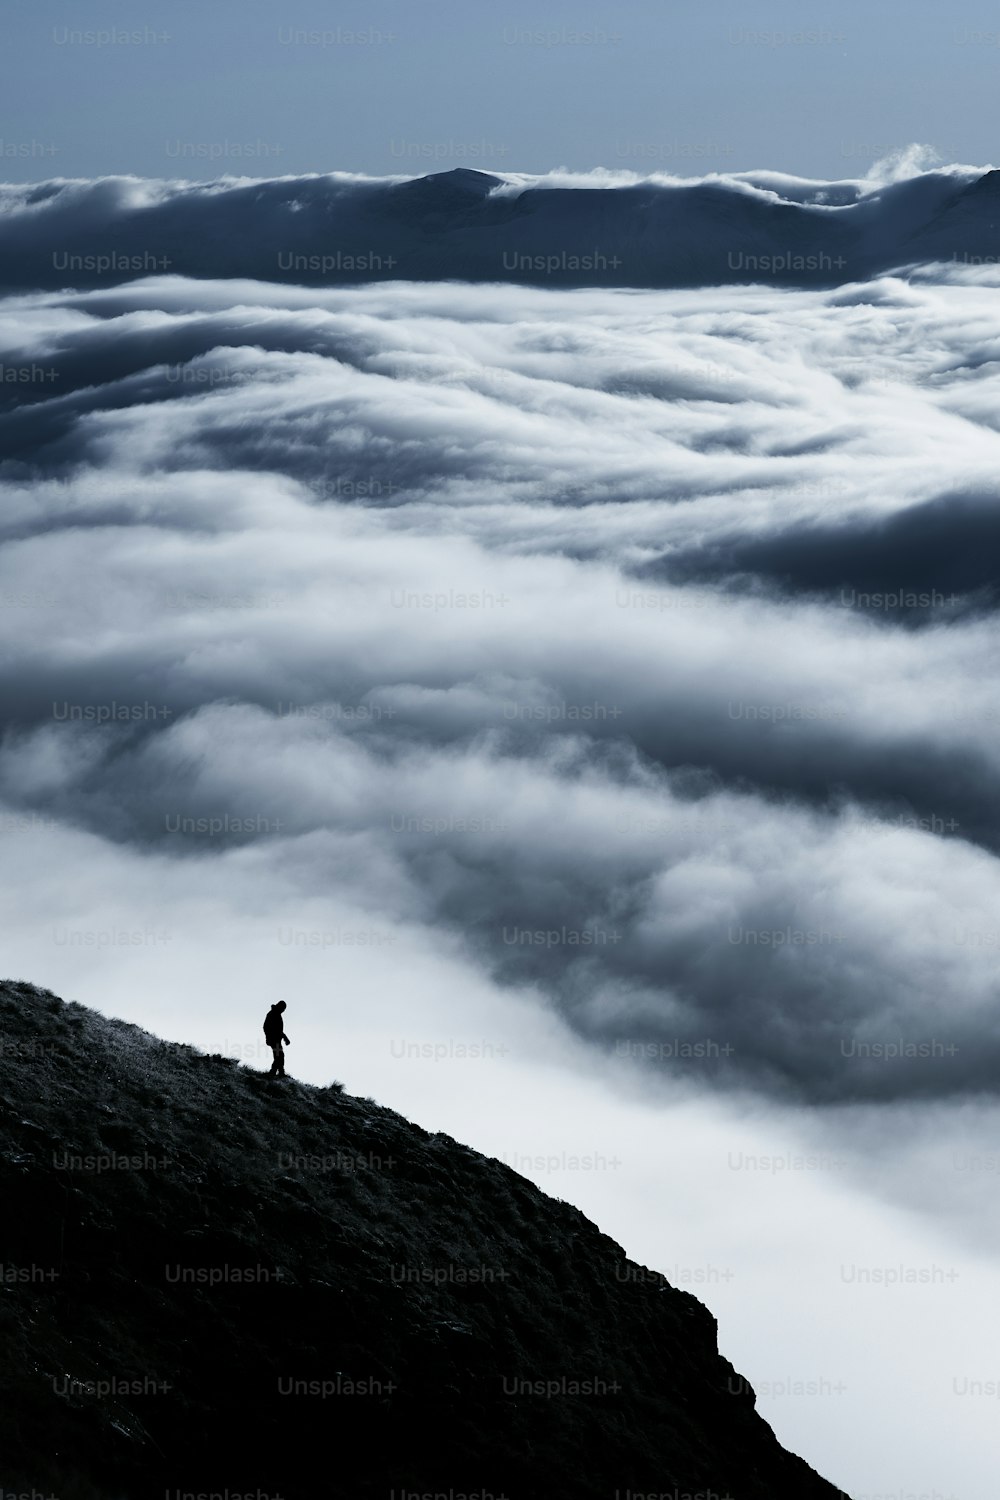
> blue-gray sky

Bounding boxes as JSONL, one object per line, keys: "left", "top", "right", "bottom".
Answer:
{"left": 2, "top": 0, "right": 999, "bottom": 184}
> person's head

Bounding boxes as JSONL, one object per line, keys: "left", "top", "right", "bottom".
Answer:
{"left": 275, "top": 1002, "right": 286, "bottom": 1012}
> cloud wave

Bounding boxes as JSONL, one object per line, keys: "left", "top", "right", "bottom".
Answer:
{"left": 3, "top": 239, "right": 1000, "bottom": 1103}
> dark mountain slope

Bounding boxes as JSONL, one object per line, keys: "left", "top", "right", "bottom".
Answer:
{"left": 0, "top": 979, "right": 849, "bottom": 1500}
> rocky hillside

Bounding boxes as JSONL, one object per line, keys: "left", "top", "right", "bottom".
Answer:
{"left": 0, "top": 979, "right": 849, "bottom": 1500}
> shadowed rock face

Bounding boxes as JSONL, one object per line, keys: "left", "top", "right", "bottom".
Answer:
{"left": 0, "top": 980, "right": 848, "bottom": 1500}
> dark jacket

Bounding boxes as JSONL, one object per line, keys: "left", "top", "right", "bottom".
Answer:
{"left": 263, "top": 1006, "right": 288, "bottom": 1045}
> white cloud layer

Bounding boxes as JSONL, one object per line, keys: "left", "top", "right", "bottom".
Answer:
{"left": 3, "top": 189, "right": 1000, "bottom": 1495}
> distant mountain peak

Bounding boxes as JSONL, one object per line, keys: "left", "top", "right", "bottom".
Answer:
{"left": 390, "top": 165, "right": 503, "bottom": 199}
{"left": 431, "top": 166, "right": 504, "bottom": 189}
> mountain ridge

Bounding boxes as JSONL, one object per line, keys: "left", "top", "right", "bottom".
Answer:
{"left": 0, "top": 164, "right": 996, "bottom": 291}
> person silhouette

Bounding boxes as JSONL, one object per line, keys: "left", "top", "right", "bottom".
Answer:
{"left": 263, "top": 1001, "right": 290, "bottom": 1078}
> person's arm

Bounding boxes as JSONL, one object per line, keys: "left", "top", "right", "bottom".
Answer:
{"left": 283, "top": 1032, "right": 290, "bottom": 1045}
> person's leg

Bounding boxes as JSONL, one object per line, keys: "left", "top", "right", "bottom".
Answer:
{"left": 268, "top": 1043, "right": 280, "bottom": 1076}
{"left": 274, "top": 1042, "right": 285, "bottom": 1077}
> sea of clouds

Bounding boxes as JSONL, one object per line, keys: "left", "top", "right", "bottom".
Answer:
{"left": 3, "top": 162, "right": 1000, "bottom": 1498}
